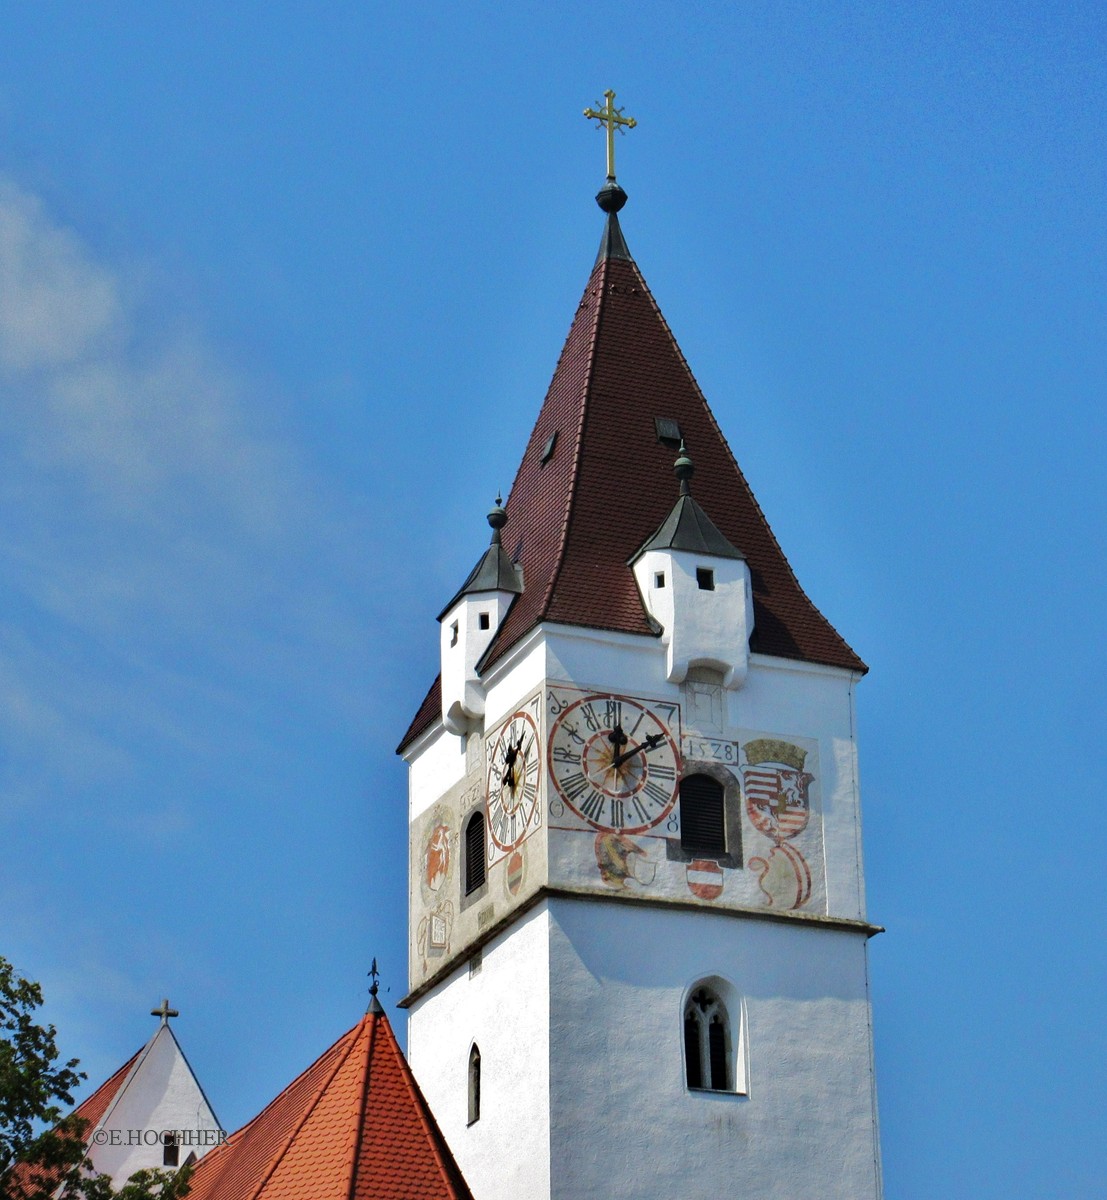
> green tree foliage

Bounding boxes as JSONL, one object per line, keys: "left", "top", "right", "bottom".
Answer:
{"left": 0, "top": 957, "right": 190, "bottom": 1200}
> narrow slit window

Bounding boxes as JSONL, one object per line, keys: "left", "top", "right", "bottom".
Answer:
{"left": 684, "top": 1011, "right": 703, "bottom": 1089}
{"left": 680, "top": 774, "right": 727, "bottom": 856}
{"left": 696, "top": 567, "right": 715, "bottom": 591}
{"left": 162, "top": 1132, "right": 180, "bottom": 1168}
{"left": 479, "top": 612, "right": 490, "bottom": 630}
{"left": 654, "top": 571, "right": 666, "bottom": 589}
{"left": 708, "top": 1016, "right": 729, "bottom": 1090}
{"left": 465, "top": 812, "right": 486, "bottom": 895}
{"left": 468, "top": 1044, "right": 481, "bottom": 1124}
{"left": 450, "top": 620, "right": 459, "bottom": 646}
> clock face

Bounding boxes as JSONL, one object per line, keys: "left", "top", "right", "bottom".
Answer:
{"left": 486, "top": 710, "right": 541, "bottom": 851}
{"left": 548, "top": 693, "right": 680, "bottom": 833}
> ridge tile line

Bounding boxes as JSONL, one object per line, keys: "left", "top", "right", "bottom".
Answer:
{"left": 633, "top": 257, "right": 866, "bottom": 672}
{"left": 536, "top": 256, "right": 610, "bottom": 624}
{"left": 245, "top": 1015, "right": 367, "bottom": 1200}
{"left": 343, "top": 1013, "right": 377, "bottom": 1200}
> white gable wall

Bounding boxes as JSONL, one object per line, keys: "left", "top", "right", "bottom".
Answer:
{"left": 87, "top": 1025, "right": 220, "bottom": 1184}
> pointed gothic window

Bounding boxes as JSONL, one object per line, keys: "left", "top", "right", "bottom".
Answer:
{"left": 467, "top": 1044, "right": 481, "bottom": 1124}
{"left": 679, "top": 774, "right": 726, "bottom": 856}
{"left": 684, "top": 986, "right": 731, "bottom": 1092}
{"left": 465, "top": 811, "right": 486, "bottom": 895}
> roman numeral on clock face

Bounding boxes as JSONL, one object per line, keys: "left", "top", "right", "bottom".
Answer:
{"left": 560, "top": 772, "right": 590, "bottom": 801}
{"left": 643, "top": 780, "right": 670, "bottom": 808}
{"left": 578, "top": 790, "right": 605, "bottom": 824}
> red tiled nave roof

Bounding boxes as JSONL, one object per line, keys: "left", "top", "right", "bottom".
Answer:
{"left": 4, "top": 1049, "right": 141, "bottom": 1197}
{"left": 186, "top": 1007, "right": 472, "bottom": 1200}
{"left": 400, "top": 210, "right": 864, "bottom": 752}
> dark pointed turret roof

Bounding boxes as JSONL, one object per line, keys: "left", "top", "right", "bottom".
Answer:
{"left": 400, "top": 193, "right": 864, "bottom": 752}
{"left": 634, "top": 493, "right": 744, "bottom": 561}
{"left": 633, "top": 441, "right": 744, "bottom": 561}
{"left": 438, "top": 498, "right": 524, "bottom": 619}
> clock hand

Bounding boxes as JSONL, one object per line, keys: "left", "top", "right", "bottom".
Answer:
{"left": 607, "top": 723, "right": 629, "bottom": 752}
{"left": 612, "top": 732, "right": 665, "bottom": 770}
{"left": 503, "top": 734, "right": 527, "bottom": 790}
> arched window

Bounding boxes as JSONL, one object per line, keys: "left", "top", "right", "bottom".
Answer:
{"left": 467, "top": 1044, "right": 481, "bottom": 1124}
{"left": 684, "top": 986, "right": 732, "bottom": 1092}
{"left": 680, "top": 774, "right": 726, "bottom": 857}
{"left": 464, "top": 811, "right": 486, "bottom": 895}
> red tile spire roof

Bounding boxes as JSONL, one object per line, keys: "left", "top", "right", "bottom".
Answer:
{"left": 185, "top": 1006, "right": 473, "bottom": 1200}
{"left": 401, "top": 201, "right": 864, "bottom": 751}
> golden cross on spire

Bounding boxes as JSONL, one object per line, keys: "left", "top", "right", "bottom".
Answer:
{"left": 583, "top": 89, "right": 637, "bottom": 180}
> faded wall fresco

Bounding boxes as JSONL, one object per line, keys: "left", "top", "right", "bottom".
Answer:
{"left": 410, "top": 679, "right": 830, "bottom": 991}
{"left": 408, "top": 689, "right": 548, "bottom": 991}
{"left": 545, "top": 681, "right": 826, "bottom": 916}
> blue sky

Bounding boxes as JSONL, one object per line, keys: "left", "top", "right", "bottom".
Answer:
{"left": 1, "top": 4, "right": 1104, "bottom": 1196}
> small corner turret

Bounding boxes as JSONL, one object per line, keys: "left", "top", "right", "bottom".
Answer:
{"left": 630, "top": 442, "right": 754, "bottom": 689}
{"left": 439, "top": 496, "right": 523, "bottom": 735}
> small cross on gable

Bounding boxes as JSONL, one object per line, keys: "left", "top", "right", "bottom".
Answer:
{"left": 150, "top": 998, "right": 179, "bottom": 1024}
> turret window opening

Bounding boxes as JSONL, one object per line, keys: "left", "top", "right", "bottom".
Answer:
{"left": 464, "top": 811, "right": 486, "bottom": 895}
{"left": 450, "top": 620, "right": 459, "bottom": 647}
{"left": 467, "top": 1044, "right": 481, "bottom": 1124}
{"left": 679, "top": 773, "right": 726, "bottom": 856}
{"left": 696, "top": 567, "right": 715, "bottom": 591}
{"left": 654, "top": 571, "right": 666, "bottom": 589}
{"left": 684, "top": 987, "right": 731, "bottom": 1092}
{"left": 479, "top": 611, "right": 490, "bottom": 630}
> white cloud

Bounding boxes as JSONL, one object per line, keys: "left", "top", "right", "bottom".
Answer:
{"left": 0, "top": 178, "right": 372, "bottom": 814}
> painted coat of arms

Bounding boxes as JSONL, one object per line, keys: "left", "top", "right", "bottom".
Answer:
{"left": 743, "top": 738, "right": 815, "bottom": 910}
{"left": 743, "top": 739, "right": 813, "bottom": 840}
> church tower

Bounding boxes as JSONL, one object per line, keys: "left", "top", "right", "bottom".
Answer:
{"left": 398, "top": 95, "right": 883, "bottom": 1200}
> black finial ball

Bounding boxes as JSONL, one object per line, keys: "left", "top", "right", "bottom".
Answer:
{"left": 488, "top": 496, "right": 508, "bottom": 531}
{"left": 674, "top": 440, "right": 694, "bottom": 485}
{"left": 596, "top": 180, "right": 628, "bottom": 213}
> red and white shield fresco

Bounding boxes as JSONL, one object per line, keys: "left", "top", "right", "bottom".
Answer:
{"left": 686, "top": 858, "right": 724, "bottom": 901}
{"left": 743, "top": 763, "right": 813, "bottom": 842}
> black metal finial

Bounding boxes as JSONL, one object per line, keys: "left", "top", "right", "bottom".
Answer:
{"left": 674, "top": 439, "right": 694, "bottom": 496}
{"left": 367, "top": 959, "right": 384, "bottom": 1015}
{"left": 487, "top": 494, "right": 508, "bottom": 543}
{"left": 596, "top": 180, "right": 628, "bottom": 213}
{"left": 151, "top": 998, "right": 179, "bottom": 1024}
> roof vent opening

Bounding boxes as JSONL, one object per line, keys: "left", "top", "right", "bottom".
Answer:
{"left": 655, "top": 417, "right": 682, "bottom": 448}
{"left": 540, "top": 431, "right": 558, "bottom": 465}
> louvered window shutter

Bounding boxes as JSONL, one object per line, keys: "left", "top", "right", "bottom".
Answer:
{"left": 465, "top": 812, "right": 486, "bottom": 894}
{"left": 679, "top": 774, "right": 726, "bottom": 855}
